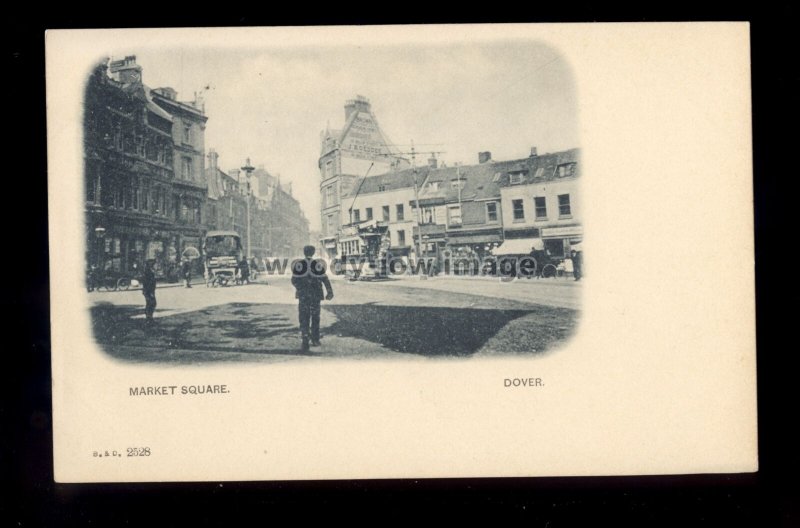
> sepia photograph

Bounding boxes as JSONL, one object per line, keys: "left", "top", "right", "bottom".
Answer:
{"left": 82, "top": 43, "right": 581, "bottom": 362}
{"left": 46, "top": 24, "right": 756, "bottom": 483}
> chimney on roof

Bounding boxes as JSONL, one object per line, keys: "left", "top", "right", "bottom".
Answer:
{"left": 479, "top": 151, "right": 492, "bottom": 164}
{"left": 108, "top": 55, "right": 143, "bottom": 85}
{"left": 428, "top": 154, "right": 438, "bottom": 169}
{"left": 345, "top": 95, "right": 371, "bottom": 121}
{"left": 208, "top": 150, "right": 218, "bottom": 170}
{"left": 530, "top": 147, "right": 538, "bottom": 158}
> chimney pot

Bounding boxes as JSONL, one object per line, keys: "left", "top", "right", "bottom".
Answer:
{"left": 479, "top": 151, "right": 492, "bottom": 164}
{"left": 530, "top": 147, "right": 538, "bottom": 157}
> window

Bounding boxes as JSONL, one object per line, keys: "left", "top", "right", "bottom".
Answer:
{"left": 325, "top": 185, "right": 335, "bottom": 207}
{"left": 378, "top": 185, "right": 386, "bottom": 192}
{"left": 544, "top": 238, "right": 565, "bottom": 258}
{"left": 115, "top": 184, "right": 125, "bottom": 209}
{"left": 509, "top": 172, "right": 524, "bottom": 185}
{"left": 382, "top": 205, "right": 390, "bottom": 221}
{"left": 86, "top": 169, "right": 99, "bottom": 203}
{"left": 366, "top": 207, "right": 373, "bottom": 220}
{"left": 557, "top": 163, "right": 576, "bottom": 178}
{"left": 353, "top": 209, "right": 361, "bottom": 222}
{"left": 326, "top": 214, "right": 334, "bottom": 235}
{"left": 397, "top": 230, "right": 406, "bottom": 246}
{"left": 486, "top": 201, "right": 498, "bottom": 222}
{"left": 141, "top": 182, "right": 149, "bottom": 211}
{"left": 396, "top": 204, "right": 404, "bottom": 221}
{"left": 513, "top": 199, "right": 525, "bottom": 221}
{"left": 448, "top": 204, "right": 462, "bottom": 226}
{"left": 535, "top": 197, "right": 547, "bottom": 219}
{"left": 558, "top": 194, "right": 572, "bottom": 217}
{"left": 451, "top": 179, "right": 465, "bottom": 190}
{"left": 132, "top": 180, "right": 139, "bottom": 210}
{"left": 183, "top": 124, "right": 191, "bottom": 144}
{"left": 182, "top": 157, "right": 193, "bottom": 180}
{"left": 325, "top": 160, "right": 334, "bottom": 179}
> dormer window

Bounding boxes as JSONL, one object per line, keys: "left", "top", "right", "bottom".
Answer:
{"left": 450, "top": 179, "right": 465, "bottom": 190}
{"left": 183, "top": 124, "right": 192, "bottom": 144}
{"left": 557, "top": 163, "right": 577, "bottom": 178}
{"left": 428, "top": 182, "right": 440, "bottom": 191}
{"left": 509, "top": 171, "right": 526, "bottom": 185}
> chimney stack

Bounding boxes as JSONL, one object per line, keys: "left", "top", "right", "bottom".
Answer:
{"left": 530, "top": 147, "right": 538, "bottom": 158}
{"left": 428, "top": 154, "right": 438, "bottom": 169}
{"left": 108, "top": 55, "right": 143, "bottom": 85}
{"left": 479, "top": 151, "right": 492, "bottom": 164}
{"left": 208, "top": 150, "right": 219, "bottom": 170}
{"left": 345, "top": 95, "right": 371, "bottom": 121}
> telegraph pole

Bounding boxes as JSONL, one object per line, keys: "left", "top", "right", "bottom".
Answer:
{"left": 241, "top": 158, "right": 255, "bottom": 258}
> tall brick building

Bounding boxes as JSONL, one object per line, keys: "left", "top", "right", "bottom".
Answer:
{"left": 318, "top": 96, "right": 409, "bottom": 256}
{"left": 84, "top": 57, "right": 208, "bottom": 279}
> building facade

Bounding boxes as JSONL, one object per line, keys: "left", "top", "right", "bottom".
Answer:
{"left": 411, "top": 153, "right": 509, "bottom": 267}
{"left": 343, "top": 168, "right": 427, "bottom": 258}
{"left": 205, "top": 150, "right": 310, "bottom": 259}
{"left": 150, "top": 85, "right": 208, "bottom": 268}
{"left": 318, "top": 95, "right": 409, "bottom": 256}
{"left": 84, "top": 57, "right": 208, "bottom": 279}
{"left": 497, "top": 148, "right": 581, "bottom": 258}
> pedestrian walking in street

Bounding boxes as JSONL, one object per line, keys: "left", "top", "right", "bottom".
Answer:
{"left": 142, "top": 259, "right": 157, "bottom": 324}
{"left": 239, "top": 257, "right": 250, "bottom": 285}
{"left": 571, "top": 250, "right": 582, "bottom": 281}
{"left": 181, "top": 257, "right": 192, "bottom": 288}
{"left": 291, "top": 245, "right": 333, "bottom": 351}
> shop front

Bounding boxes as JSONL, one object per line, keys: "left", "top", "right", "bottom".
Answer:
{"left": 444, "top": 231, "right": 503, "bottom": 275}
{"left": 540, "top": 225, "right": 583, "bottom": 258}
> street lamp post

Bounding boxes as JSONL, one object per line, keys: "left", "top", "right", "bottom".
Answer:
{"left": 241, "top": 158, "right": 255, "bottom": 258}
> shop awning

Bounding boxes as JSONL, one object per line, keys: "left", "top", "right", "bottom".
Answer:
{"left": 492, "top": 238, "right": 544, "bottom": 255}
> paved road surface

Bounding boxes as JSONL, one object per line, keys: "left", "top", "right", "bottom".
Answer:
{"left": 89, "top": 275, "right": 580, "bottom": 364}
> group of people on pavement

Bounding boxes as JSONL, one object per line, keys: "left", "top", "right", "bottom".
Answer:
{"left": 137, "top": 245, "right": 335, "bottom": 352}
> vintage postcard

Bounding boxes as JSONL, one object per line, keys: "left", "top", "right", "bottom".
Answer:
{"left": 46, "top": 23, "right": 756, "bottom": 482}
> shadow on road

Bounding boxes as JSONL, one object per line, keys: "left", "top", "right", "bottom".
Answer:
{"left": 325, "top": 304, "right": 535, "bottom": 357}
{"left": 89, "top": 300, "right": 577, "bottom": 362}
{"left": 90, "top": 302, "right": 312, "bottom": 363}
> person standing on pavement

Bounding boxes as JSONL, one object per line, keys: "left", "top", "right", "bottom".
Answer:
{"left": 291, "top": 245, "right": 333, "bottom": 351}
{"left": 181, "top": 257, "right": 192, "bottom": 288}
{"left": 142, "top": 259, "right": 157, "bottom": 323}
{"left": 571, "top": 250, "right": 582, "bottom": 281}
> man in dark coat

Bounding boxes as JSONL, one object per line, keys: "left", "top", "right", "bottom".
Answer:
{"left": 291, "top": 245, "right": 333, "bottom": 351}
{"left": 181, "top": 258, "right": 192, "bottom": 288}
{"left": 239, "top": 257, "right": 250, "bottom": 285}
{"left": 142, "top": 259, "right": 157, "bottom": 323}
{"left": 571, "top": 250, "right": 582, "bottom": 281}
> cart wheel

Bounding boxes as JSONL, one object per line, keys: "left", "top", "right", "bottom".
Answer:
{"left": 100, "top": 277, "right": 118, "bottom": 291}
{"left": 541, "top": 264, "right": 557, "bottom": 278}
{"left": 117, "top": 277, "right": 131, "bottom": 290}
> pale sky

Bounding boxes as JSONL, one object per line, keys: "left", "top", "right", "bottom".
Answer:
{"left": 129, "top": 41, "right": 578, "bottom": 229}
